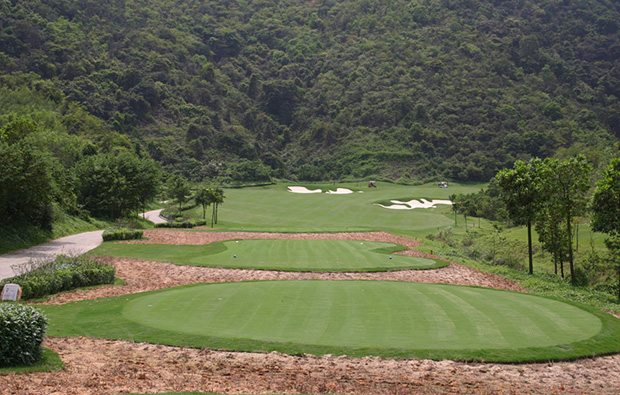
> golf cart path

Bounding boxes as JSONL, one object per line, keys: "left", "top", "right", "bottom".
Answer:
{"left": 0, "top": 210, "right": 165, "bottom": 280}
{"left": 0, "top": 230, "right": 104, "bottom": 281}
{"left": 141, "top": 208, "right": 168, "bottom": 224}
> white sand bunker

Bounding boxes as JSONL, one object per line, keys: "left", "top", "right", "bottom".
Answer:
{"left": 326, "top": 188, "right": 355, "bottom": 194}
{"left": 288, "top": 186, "right": 322, "bottom": 194}
{"left": 375, "top": 198, "right": 452, "bottom": 210}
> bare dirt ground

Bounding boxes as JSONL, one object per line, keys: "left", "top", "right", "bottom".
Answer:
{"left": 4, "top": 230, "right": 620, "bottom": 395}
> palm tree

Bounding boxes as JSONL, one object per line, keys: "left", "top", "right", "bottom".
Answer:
{"left": 206, "top": 187, "right": 226, "bottom": 227}
{"left": 194, "top": 187, "right": 210, "bottom": 219}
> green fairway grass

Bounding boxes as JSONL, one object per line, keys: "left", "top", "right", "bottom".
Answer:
{"left": 91, "top": 240, "right": 448, "bottom": 272}
{"left": 40, "top": 280, "right": 620, "bottom": 362}
{"left": 0, "top": 348, "right": 64, "bottom": 375}
{"left": 187, "top": 182, "right": 484, "bottom": 237}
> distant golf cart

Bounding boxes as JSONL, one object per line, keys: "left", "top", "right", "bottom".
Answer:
{"left": 368, "top": 181, "right": 377, "bottom": 188}
{"left": 438, "top": 181, "right": 448, "bottom": 188}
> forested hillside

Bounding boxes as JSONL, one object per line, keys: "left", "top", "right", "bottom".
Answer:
{"left": 1, "top": 0, "right": 620, "bottom": 181}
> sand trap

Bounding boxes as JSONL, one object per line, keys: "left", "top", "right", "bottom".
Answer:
{"left": 375, "top": 199, "right": 452, "bottom": 210}
{"left": 326, "top": 188, "right": 355, "bottom": 194}
{"left": 288, "top": 186, "right": 322, "bottom": 194}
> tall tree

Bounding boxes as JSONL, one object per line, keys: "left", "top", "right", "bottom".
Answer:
{"left": 541, "top": 155, "right": 591, "bottom": 285}
{"left": 194, "top": 187, "right": 211, "bottom": 220}
{"left": 535, "top": 201, "right": 568, "bottom": 277}
{"left": 134, "top": 158, "right": 161, "bottom": 218}
{"left": 76, "top": 153, "right": 160, "bottom": 218}
{"left": 205, "top": 187, "right": 226, "bottom": 227}
{"left": 167, "top": 175, "right": 191, "bottom": 214}
{"left": 449, "top": 193, "right": 458, "bottom": 226}
{"left": 495, "top": 158, "right": 543, "bottom": 275}
{"left": 212, "top": 187, "right": 225, "bottom": 225}
{"left": 590, "top": 158, "right": 620, "bottom": 300}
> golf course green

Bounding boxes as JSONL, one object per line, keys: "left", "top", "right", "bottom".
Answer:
{"left": 40, "top": 280, "right": 620, "bottom": 362}
{"left": 91, "top": 239, "right": 448, "bottom": 272}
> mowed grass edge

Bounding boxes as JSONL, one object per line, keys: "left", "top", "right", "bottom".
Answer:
{"left": 39, "top": 281, "right": 620, "bottom": 363}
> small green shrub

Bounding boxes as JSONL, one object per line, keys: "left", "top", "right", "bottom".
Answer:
{"left": 0, "top": 255, "right": 115, "bottom": 300}
{"left": 102, "top": 228, "right": 143, "bottom": 241}
{"left": 154, "top": 219, "right": 206, "bottom": 228}
{"left": 0, "top": 304, "right": 47, "bottom": 367}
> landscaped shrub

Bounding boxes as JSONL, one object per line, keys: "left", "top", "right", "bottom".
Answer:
{"left": 102, "top": 228, "right": 143, "bottom": 241}
{"left": 0, "top": 304, "right": 47, "bottom": 367}
{"left": 0, "top": 255, "right": 115, "bottom": 300}
{"left": 154, "top": 219, "right": 207, "bottom": 228}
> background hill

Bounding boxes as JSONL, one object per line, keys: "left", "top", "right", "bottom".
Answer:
{"left": 1, "top": 0, "right": 620, "bottom": 181}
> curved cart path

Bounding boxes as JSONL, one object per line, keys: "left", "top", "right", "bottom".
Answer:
{"left": 0, "top": 230, "right": 104, "bottom": 281}
{"left": 139, "top": 209, "right": 168, "bottom": 224}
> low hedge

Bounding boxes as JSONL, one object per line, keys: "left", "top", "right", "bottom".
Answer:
{"left": 0, "top": 304, "right": 47, "bottom": 367}
{"left": 103, "top": 228, "right": 143, "bottom": 241}
{"left": 0, "top": 255, "right": 115, "bottom": 300}
{"left": 154, "top": 219, "right": 207, "bottom": 228}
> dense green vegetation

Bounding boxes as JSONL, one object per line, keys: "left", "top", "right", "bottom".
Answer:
{"left": 0, "top": 304, "right": 47, "bottom": 367}
{"left": 1, "top": 0, "right": 619, "bottom": 183}
{"left": 39, "top": 280, "right": 620, "bottom": 362}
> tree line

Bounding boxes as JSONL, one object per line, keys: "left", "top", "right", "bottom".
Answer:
{"left": 452, "top": 155, "right": 620, "bottom": 299}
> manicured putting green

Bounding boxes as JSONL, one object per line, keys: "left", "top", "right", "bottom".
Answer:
{"left": 92, "top": 239, "right": 447, "bottom": 272}
{"left": 42, "top": 281, "right": 620, "bottom": 362}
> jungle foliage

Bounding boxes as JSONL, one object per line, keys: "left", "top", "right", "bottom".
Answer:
{"left": 1, "top": 0, "right": 620, "bottom": 181}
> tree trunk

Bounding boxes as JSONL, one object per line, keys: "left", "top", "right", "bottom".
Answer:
{"left": 211, "top": 204, "right": 216, "bottom": 228}
{"left": 553, "top": 252, "right": 557, "bottom": 275}
{"left": 202, "top": 204, "right": 206, "bottom": 219}
{"left": 567, "top": 215, "right": 575, "bottom": 285}
{"left": 527, "top": 219, "right": 533, "bottom": 275}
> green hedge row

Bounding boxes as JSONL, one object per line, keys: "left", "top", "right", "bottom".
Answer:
{"left": 102, "top": 228, "right": 143, "bottom": 241}
{"left": 0, "top": 255, "right": 115, "bottom": 300}
{"left": 0, "top": 304, "right": 47, "bottom": 367}
{"left": 154, "top": 219, "right": 207, "bottom": 228}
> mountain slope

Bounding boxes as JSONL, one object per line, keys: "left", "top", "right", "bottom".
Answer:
{"left": 1, "top": 0, "right": 619, "bottom": 181}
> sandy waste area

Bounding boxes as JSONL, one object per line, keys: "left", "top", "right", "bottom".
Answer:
{"left": 375, "top": 199, "right": 453, "bottom": 210}
{"left": 288, "top": 186, "right": 360, "bottom": 194}
{"left": 3, "top": 229, "right": 620, "bottom": 395}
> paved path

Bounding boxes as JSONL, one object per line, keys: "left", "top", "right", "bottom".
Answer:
{"left": 0, "top": 230, "right": 104, "bottom": 281}
{"left": 140, "top": 209, "right": 168, "bottom": 224}
{"left": 0, "top": 210, "right": 166, "bottom": 281}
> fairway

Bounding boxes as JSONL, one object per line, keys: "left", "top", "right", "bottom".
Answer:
{"left": 92, "top": 239, "right": 447, "bottom": 272}
{"left": 187, "top": 182, "right": 485, "bottom": 236}
{"left": 41, "top": 281, "right": 620, "bottom": 362}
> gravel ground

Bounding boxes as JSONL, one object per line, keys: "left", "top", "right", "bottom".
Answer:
{"left": 4, "top": 230, "right": 619, "bottom": 395}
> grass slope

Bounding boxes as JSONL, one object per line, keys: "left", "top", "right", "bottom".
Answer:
{"left": 91, "top": 240, "right": 447, "bottom": 272}
{"left": 40, "top": 280, "right": 620, "bottom": 363}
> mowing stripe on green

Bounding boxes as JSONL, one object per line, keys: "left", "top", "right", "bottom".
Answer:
{"left": 91, "top": 239, "right": 447, "bottom": 272}
{"left": 41, "top": 280, "right": 620, "bottom": 362}
{"left": 121, "top": 281, "right": 601, "bottom": 350}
